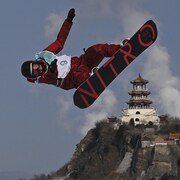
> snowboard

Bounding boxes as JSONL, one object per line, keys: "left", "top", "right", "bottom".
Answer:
{"left": 73, "top": 20, "right": 158, "bottom": 109}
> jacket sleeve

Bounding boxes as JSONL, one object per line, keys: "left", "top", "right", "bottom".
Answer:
{"left": 43, "top": 20, "right": 72, "bottom": 54}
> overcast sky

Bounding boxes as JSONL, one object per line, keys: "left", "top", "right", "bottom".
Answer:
{"left": 0, "top": 0, "right": 180, "bottom": 176}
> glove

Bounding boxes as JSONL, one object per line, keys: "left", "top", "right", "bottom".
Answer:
{"left": 49, "top": 59, "right": 57, "bottom": 73}
{"left": 66, "top": 8, "right": 75, "bottom": 23}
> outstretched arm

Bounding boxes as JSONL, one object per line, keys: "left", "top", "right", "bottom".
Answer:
{"left": 43, "top": 8, "right": 75, "bottom": 54}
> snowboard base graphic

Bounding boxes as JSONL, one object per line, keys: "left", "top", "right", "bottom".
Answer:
{"left": 73, "top": 20, "right": 158, "bottom": 109}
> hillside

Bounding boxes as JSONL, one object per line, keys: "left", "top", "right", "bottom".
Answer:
{"left": 26, "top": 116, "right": 180, "bottom": 180}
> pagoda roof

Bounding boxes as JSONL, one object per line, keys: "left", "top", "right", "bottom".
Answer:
{"left": 131, "top": 74, "right": 148, "bottom": 84}
{"left": 127, "top": 99, "right": 152, "bottom": 104}
{"left": 128, "top": 91, "right": 150, "bottom": 95}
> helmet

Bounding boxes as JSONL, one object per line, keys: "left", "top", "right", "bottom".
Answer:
{"left": 21, "top": 60, "right": 46, "bottom": 78}
{"left": 21, "top": 61, "right": 34, "bottom": 78}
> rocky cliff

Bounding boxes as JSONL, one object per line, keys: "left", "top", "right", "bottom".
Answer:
{"left": 29, "top": 116, "right": 180, "bottom": 180}
{"left": 51, "top": 118, "right": 180, "bottom": 180}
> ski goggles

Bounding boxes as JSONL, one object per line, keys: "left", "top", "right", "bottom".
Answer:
{"left": 30, "top": 62, "right": 42, "bottom": 77}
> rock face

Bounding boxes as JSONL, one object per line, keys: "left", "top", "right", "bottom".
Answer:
{"left": 51, "top": 120, "right": 180, "bottom": 180}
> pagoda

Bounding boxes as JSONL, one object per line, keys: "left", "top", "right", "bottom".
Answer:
{"left": 120, "top": 74, "right": 160, "bottom": 126}
{"left": 127, "top": 74, "right": 152, "bottom": 109}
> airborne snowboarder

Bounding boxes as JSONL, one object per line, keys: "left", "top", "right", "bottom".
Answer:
{"left": 21, "top": 8, "right": 123, "bottom": 90}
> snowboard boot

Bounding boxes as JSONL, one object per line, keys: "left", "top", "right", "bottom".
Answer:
{"left": 90, "top": 66, "right": 99, "bottom": 76}
{"left": 120, "top": 38, "right": 129, "bottom": 46}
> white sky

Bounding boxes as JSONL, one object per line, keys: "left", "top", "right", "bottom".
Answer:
{"left": 0, "top": 0, "right": 180, "bottom": 176}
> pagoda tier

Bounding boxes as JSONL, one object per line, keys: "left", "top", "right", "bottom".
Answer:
{"left": 128, "top": 90, "right": 150, "bottom": 95}
{"left": 127, "top": 99, "right": 152, "bottom": 104}
{"left": 130, "top": 74, "right": 149, "bottom": 84}
{"left": 127, "top": 99, "right": 152, "bottom": 108}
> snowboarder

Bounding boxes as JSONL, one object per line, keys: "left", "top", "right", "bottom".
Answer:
{"left": 21, "top": 8, "right": 122, "bottom": 90}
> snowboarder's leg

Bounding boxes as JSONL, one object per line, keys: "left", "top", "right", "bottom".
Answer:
{"left": 81, "top": 44, "right": 121, "bottom": 70}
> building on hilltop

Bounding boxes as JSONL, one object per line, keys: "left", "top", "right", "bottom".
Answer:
{"left": 169, "top": 133, "right": 180, "bottom": 144}
{"left": 119, "top": 74, "right": 160, "bottom": 126}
